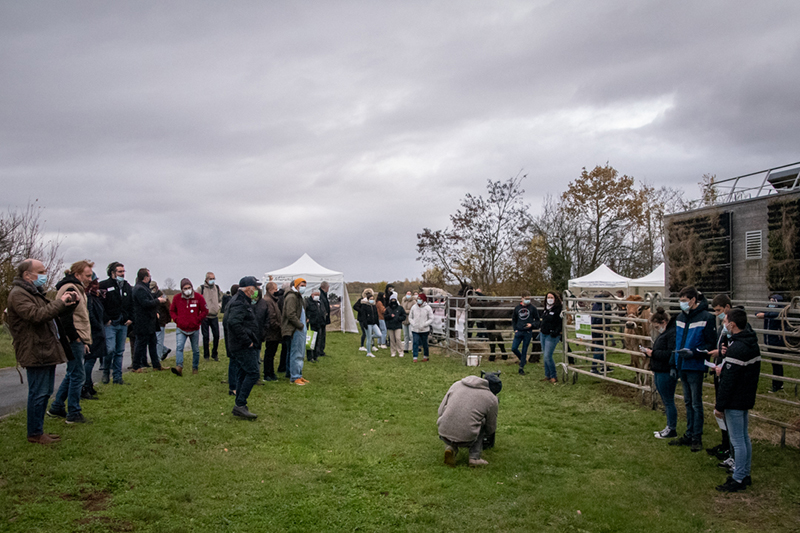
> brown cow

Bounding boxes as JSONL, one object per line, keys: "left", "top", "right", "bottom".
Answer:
{"left": 623, "top": 295, "right": 652, "bottom": 385}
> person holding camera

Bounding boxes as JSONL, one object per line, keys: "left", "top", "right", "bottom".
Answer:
{"left": 6, "top": 259, "right": 78, "bottom": 444}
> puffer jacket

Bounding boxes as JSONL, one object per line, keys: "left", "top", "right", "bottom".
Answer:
{"left": 674, "top": 295, "right": 717, "bottom": 372}
{"left": 5, "top": 278, "right": 70, "bottom": 368}
{"left": 353, "top": 298, "right": 379, "bottom": 326}
{"left": 55, "top": 273, "right": 91, "bottom": 345}
{"left": 383, "top": 300, "right": 407, "bottom": 330}
{"left": 408, "top": 302, "right": 434, "bottom": 333}
{"left": 281, "top": 289, "right": 306, "bottom": 337}
{"left": 715, "top": 327, "right": 761, "bottom": 411}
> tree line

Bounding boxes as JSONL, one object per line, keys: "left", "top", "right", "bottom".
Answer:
{"left": 417, "top": 164, "right": 711, "bottom": 295}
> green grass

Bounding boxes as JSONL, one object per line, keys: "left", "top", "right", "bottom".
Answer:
{"left": 0, "top": 329, "right": 15, "bottom": 369}
{"left": 1, "top": 333, "right": 799, "bottom": 532}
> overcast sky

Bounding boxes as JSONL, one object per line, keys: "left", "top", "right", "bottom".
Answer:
{"left": 2, "top": 1, "right": 798, "bottom": 287}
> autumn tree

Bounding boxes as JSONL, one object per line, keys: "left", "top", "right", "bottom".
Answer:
{"left": 417, "top": 172, "right": 534, "bottom": 292}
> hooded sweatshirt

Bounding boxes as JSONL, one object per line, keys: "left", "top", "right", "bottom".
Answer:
{"left": 437, "top": 375, "right": 499, "bottom": 443}
{"left": 715, "top": 327, "right": 761, "bottom": 411}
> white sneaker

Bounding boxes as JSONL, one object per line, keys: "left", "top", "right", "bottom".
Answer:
{"left": 379, "top": 345, "right": 387, "bottom": 349}
{"left": 399, "top": 353, "right": 404, "bottom": 358}
{"left": 391, "top": 353, "right": 396, "bottom": 357}
{"left": 371, "top": 346, "right": 378, "bottom": 352}
{"left": 359, "top": 347, "right": 366, "bottom": 352}
{"left": 654, "top": 427, "right": 677, "bottom": 439}
{"left": 366, "top": 353, "right": 375, "bottom": 358}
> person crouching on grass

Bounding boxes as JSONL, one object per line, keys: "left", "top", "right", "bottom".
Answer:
{"left": 437, "top": 371, "right": 501, "bottom": 467}
{"left": 714, "top": 308, "right": 760, "bottom": 492}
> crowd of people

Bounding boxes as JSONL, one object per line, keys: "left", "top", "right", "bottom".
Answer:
{"left": 3, "top": 257, "right": 782, "bottom": 489}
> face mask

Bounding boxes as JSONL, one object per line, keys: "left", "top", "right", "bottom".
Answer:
{"left": 369, "top": 299, "right": 374, "bottom": 304}
{"left": 417, "top": 299, "right": 423, "bottom": 305}
{"left": 547, "top": 298, "right": 555, "bottom": 305}
{"left": 718, "top": 312, "right": 726, "bottom": 321}
{"left": 313, "top": 295, "right": 320, "bottom": 302}
{"left": 298, "top": 286, "right": 306, "bottom": 295}
{"left": 523, "top": 299, "right": 531, "bottom": 305}
{"left": 116, "top": 276, "right": 124, "bottom": 282}
{"left": 679, "top": 301, "right": 690, "bottom": 313}
{"left": 33, "top": 274, "right": 48, "bottom": 287}
{"left": 721, "top": 325, "right": 729, "bottom": 336}
{"left": 726, "top": 330, "right": 733, "bottom": 339}
{"left": 183, "top": 289, "right": 192, "bottom": 297}
{"left": 207, "top": 280, "right": 215, "bottom": 286}
{"left": 405, "top": 294, "right": 412, "bottom": 300}
{"left": 251, "top": 290, "right": 259, "bottom": 303}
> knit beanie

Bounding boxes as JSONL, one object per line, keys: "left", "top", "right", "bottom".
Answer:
{"left": 418, "top": 293, "right": 427, "bottom": 302}
{"left": 180, "top": 278, "right": 192, "bottom": 290}
{"left": 294, "top": 278, "right": 306, "bottom": 289}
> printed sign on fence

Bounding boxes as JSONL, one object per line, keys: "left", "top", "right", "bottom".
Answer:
{"left": 575, "top": 314, "right": 592, "bottom": 340}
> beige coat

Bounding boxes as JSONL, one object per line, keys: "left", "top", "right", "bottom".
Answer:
{"left": 56, "top": 280, "right": 91, "bottom": 345}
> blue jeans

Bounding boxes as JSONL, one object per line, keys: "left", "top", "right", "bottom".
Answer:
{"left": 512, "top": 331, "right": 533, "bottom": 369}
{"left": 176, "top": 329, "right": 200, "bottom": 370}
{"left": 725, "top": 409, "right": 752, "bottom": 482}
{"left": 232, "top": 347, "right": 260, "bottom": 408}
{"left": 680, "top": 370, "right": 705, "bottom": 441}
{"left": 156, "top": 327, "right": 167, "bottom": 357}
{"left": 290, "top": 326, "right": 306, "bottom": 381}
{"left": 591, "top": 335, "right": 605, "bottom": 372}
{"left": 412, "top": 331, "right": 429, "bottom": 359}
{"left": 363, "top": 324, "right": 380, "bottom": 352}
{"left": 51, "top": 341, "right": 86, "bottom": 416}
{"left": 654, "top": 371, "right": 678, "bottom": 430}
{"left": 378, "top": 320, "right": 387, "bottom": 345}
{"left": 541, "top": 334, "right": 560, "bottom": 380}
{"left": 104, "top": 321, "right": 127, "bottom": 383}
{"left": 26, "top": 365, "right": 55, "bottom": 437}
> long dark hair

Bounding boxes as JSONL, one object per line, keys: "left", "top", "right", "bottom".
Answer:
{"left": 546, "top": 291, "right": 562, "bottom": 307}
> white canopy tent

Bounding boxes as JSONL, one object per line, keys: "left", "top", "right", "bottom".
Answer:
{"left": 627, "top": 263, "right": 666, "bottom": 295}
{"left": 263, "top": 253, "right": 358, "bottom": 333}
{"left": 568, "top": 264, "right": 631, "bottom": 292}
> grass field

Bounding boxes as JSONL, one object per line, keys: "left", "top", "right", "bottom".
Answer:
{"left": 1, "top": 332, "right": 799, "bottom": 532}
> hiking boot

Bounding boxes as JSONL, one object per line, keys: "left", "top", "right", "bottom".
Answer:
{"left": 101, "top": 371, "right": 110, "bottom": 384}
{"left": 47, "top": 406, "right": 67, "bottom": 419}
{"left": 654, "top": 427, "right": 677, "bottom": 439}
{"left": 292, "top": 379, "right": 307, "bottom": 386}
{"left": 469, "top": 458, "right": 489, "bottom": 467}
{"left": 669, "top": 435, "right": 692, "bottom": 447}
{"left": 160, "top": 348, "right": 172, "bottom": 361}
{"left": 691, "top": 441, "right": 703, "bottom": 453}
{"left": 444, "top": 446, "right": 456, "bottom": 467}
{"left": 232, "top": 405, "right": 257, "bottom": 419}
{"left": 716, "top": 476, "right": 746, "bottom": 492}
{"left": 171, "top": 366, "right": 183, "bottom": 377}
{"left": 66, "top": 413, "right": 92, "bottom": 424}
{"left": 27, "top": 434, "right": 59, "bottom": 445}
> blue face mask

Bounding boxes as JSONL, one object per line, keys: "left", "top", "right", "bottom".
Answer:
{"left": 208, "top": 280, "right": 215, "bottom": 286}
{"left": 33, "top": 274, "right": 48, "bottom": 287}
{"left": 721, "top": 325, "right": 729, "bottom": 336}
{"left": 523, "top": 299, "right": 531, "bottom": 305}
{"left": 679, "top": 301, "right": 691, "bottom": 313}
{"left": 298, "top": 286, "right": 306, "bottom": 295}
{"left": 116, "top": 276, "right": 124, "bottom": 282}
{"left": 718, "top": 312, "right": 726, "bottom": 321}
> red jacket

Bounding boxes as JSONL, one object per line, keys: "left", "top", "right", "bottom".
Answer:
{"left": 169, "top": 292, "right": 209, "bottom": 332}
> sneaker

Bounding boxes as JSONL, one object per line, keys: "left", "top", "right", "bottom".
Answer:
{"left": 706, "top": 443, "right": 726, "bottom": 457}
{"left": 768, "top": 386, "right": 784, "bottom": 393}
{"left": 171, "top": 366, "right": 183, "bottom": 377}
{"left": 366, "top": 352, "right": 376, "bottom": 358}
{"left": 212, "top": 357, "right": 219, "bottom": 362}
{"left": 359, "top": 347, "right": 367, "bottom": 352}
{"left": 413, "top": 358, "right": 418, "bottom": 362}
{"left": 112, "top": 380, "right": 128, "bottom": 385}
{"left": 718, "top": 456, "right": 735, "bottom": 470}
{"left": 444, "top": 446, "right": 456, "bottom": 467}
{"left": 716, "top": 476, "right": 746, "bottom": 492}
{"left": 299, "top": 377, "right": 309, "bottom": 384}
{"left": 292, "top": 379, "right": 307, "bottom": 386}
{"left": 423, "top": 357, "right": 429, "bottom": 362}
{"left": 469, "top": 458, "right": 489, "bottom": 467}
{"left": 379, "top": 345, "right": 387, "bottom": 349}
{"left": 46, "top": 407, "right": 67, "bottom": 419}
{"left": 691, "top": 441, "right": 703, "bottom": 453}
{"left": 399, "top": 354, "right": 404, "bottom": 358}
{"left": 232, "top": 405, "right": 257, "bottom": 419}
{"left": 391, "top": 353, "right": 396, "bottom": 357}
{"left": 192, "top": 369, "right": 199, "bottom": 375}
{"left": 80, "top": 389, "right": 99, "bottom": 401}
{"left": 160, "top": 348, "right": 172, "bottom": 361}
{"left": 66, "top": 413, "right": 92, "bottom": 424}
{"left": 669, "top": 435, "right": 692, "bottom": 447}
{"left": 654, "top": 427, "right": 678, "bottom": 439}
{"left": 371, "top": 346, "right": 378, "bottom": 352}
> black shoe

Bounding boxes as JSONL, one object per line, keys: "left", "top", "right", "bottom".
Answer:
{"left": 716, "top": 476, "right": 746, "bottom": 492}
{"left": 768, "top": 386, "right": 784, "bottom": 394}
{"left": 691, "top": 441, "right": 703, "bottom": 453}
{"left": 101, "top": 372, "right": 110, "bottom": 384}
{"left": 232, "top": 405, "right": 257, "bottom": 419}
{"left": 518, "top": 368, "right": 525, "bottom": 375}
{"left": 228, "top": 390, "right": 236, "bottom": 396}
{"left": 669, "top": 435, "right": 692, "bottom": 447}
{"left": 66, "top": 413, "right": 92, "bottom": 424}
{"left": 212, "top": 357, "right": 219, "bottom": 362}
{"left": 113, "top": 380, "right": 129, "bottom": 385}
{"left": 204, "top": 356, "right": 210, "bottom": 360}
{"left": 501, "top": 355, "right": 508, "bottom": 360}
{"left": 80, "top": 390, "right": 99, "bottom": 401}
{"left": 742, "top": 475, "right": 752, "bottom": 486}
{"left": 160, "top": 348, "right": 172, "bottom": 361}
{"left": 47, "top": 407, "right": 67, "bottom": 419}
{"left": 488, "top": 356, "right": 496, "bottom": 362}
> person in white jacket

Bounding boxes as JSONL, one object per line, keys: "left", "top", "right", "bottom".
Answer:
{"left": 408, "top": 293, "right": 434, "bottom": 361}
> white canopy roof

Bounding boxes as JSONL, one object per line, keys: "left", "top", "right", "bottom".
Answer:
{"left": 266, "top": 253, "right": 342, "bottom": 282}
{"left": 568, "top": 264, "right": 631, "bottom": 290}
{"left": 627, "top": 263, "right": 666, "bottom": 288}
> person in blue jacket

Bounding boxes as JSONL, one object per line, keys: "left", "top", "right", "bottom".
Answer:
{"left": 669, "top": 286, "right": 717, "bottom": 452}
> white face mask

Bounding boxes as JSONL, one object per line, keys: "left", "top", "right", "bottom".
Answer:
{"left": 183, "top": 289, "right": 192, "bottom": 297}
{"left": 523, "top": 299, "right": 531, "bottom": 305}
{"left": 313, "top": 295, "right": 320, "bottom": 302}
{"left": 547, "top": 298, "right": 555, "bottom": 305}
{"left": 417, "top": 299, "right": 423, "bottom": 305}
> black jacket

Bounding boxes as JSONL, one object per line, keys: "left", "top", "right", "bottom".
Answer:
{"left": 132, "top": 280, "right": 159, "bottom": 336}
{"left": 353, "top": 300, "right": 379, "bottom": 326}
{"left": 763, "top": 301, "right": 786, "bottom": 347}
{"left": 87, "top": 292, "right": 108, "bottom": 360}
{"left": 650, "top": 316, "right": 676, "bottom": 374}
{"left": 512, "top": 303, "right": 540, "bottom": 332}
{"left": 715, "top": 327, "right": 761, "bottom": 411}
{"left": 540, "top": 304, "right": 562, "bottom": 337}
{"left": 305, "top": 298, "right": 326, "bottom": 330}
{"left": 319, "top": 289, "right": 331, "bottom": 325}
{"left": 383, "top": 300, "right": 406, "bottom": 330}
{"left": 98, "top": 277, "right": 133, "bottom": 324}
{"left": 224, "top": 291, "right": 260, "bottom": 353}
{"left": 253, "top": 295, "right": 270, "bottom": 343}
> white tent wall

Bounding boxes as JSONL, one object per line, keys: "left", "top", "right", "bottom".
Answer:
{"left": 263, "top": 254, "right": 358, "bottom": 333}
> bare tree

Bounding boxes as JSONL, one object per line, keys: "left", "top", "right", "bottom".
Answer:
{"left": 163, "top": 277, "right": 177, "bottom": 291}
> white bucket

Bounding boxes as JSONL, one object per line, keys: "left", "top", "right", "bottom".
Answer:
{"left": 466, "top": 355, "right": 480, "bottom": 367}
